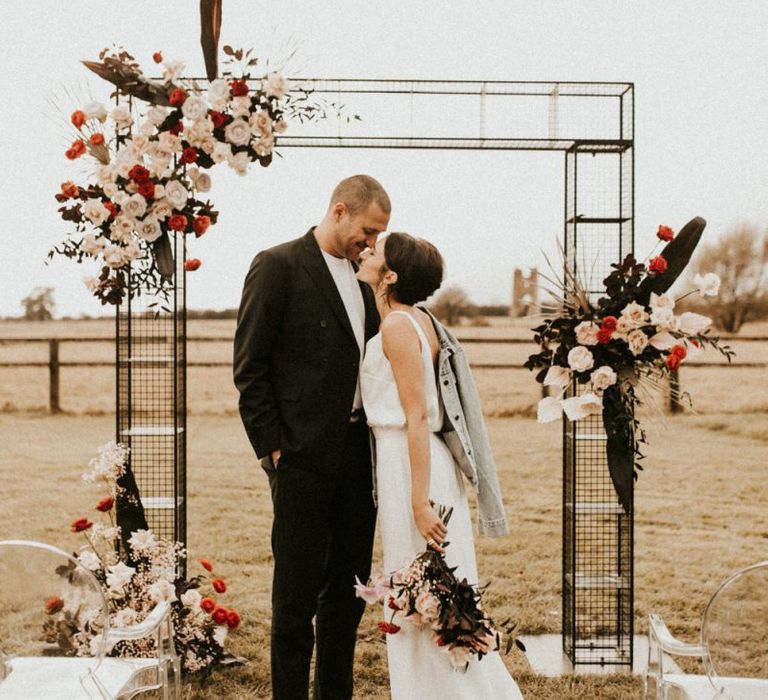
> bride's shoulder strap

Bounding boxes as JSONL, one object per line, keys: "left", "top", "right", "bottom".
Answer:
{"left": 386, "top": 310, "right": 427, "bottom": 349}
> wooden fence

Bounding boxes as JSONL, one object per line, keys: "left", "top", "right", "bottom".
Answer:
{"left": 0, "top": 336, "right": 765, "bottom": 414}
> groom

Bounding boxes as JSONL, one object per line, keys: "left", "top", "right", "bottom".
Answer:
{"left": 234, "top": 175, "right": 390, "bottom": 699}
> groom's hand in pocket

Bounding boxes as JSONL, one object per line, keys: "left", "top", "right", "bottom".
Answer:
{"left": 271, "top": 449, "right": 282, "bottom": 468}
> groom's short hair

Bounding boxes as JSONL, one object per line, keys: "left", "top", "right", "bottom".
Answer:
{"left": 330, "top": 175, "right": 391, "bottom": 216}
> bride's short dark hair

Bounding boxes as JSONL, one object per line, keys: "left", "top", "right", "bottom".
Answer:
{"left": 383, "top": 232, "right": 443, "bottom": 305}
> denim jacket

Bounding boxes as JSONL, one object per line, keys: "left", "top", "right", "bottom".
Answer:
{"left": 419, "top": 306, "right": 509, "bottom": 537}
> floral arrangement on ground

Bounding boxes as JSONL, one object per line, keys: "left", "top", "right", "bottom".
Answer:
{"left": 525, "top": 218, "right": 733, "bottom": 511}
{"left": 43, "top": 440, "right": 243, "bottom": 675}
{"left": 50, "top": 45, "right": 336, "bottom": 306}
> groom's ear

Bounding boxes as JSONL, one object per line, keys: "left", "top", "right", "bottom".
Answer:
{"left": 332, "top": 202, "right": 348, "bottom": 221}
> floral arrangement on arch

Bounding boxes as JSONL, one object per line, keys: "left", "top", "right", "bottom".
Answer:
{"left": 355, "top": 503, "right": 524, "bottom": 670}
{"left": 50, "top": 46, "right": 330, "bottom": 306}
{"left": 524, "top": 218, "right": 733, "bottom": 511}
{"left": 43, "top": 440, "right": 243, "bottom": 674}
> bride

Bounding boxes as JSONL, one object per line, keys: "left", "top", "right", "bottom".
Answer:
{"left": 357, "top": 232, "right": 523, "bottom": 699}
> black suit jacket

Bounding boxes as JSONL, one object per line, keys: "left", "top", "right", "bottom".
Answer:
{"left": 234, "top": 229, "right": 379, "bottom": 471}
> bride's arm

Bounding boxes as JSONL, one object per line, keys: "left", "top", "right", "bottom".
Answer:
{"left": 382, "top": 315, "right": 448, "bottom": 550}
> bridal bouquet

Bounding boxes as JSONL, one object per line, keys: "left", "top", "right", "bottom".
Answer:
{"left": 50, "top": 45, "right": 331, "bottom": 305}
{"left": 43, "top": 441, "right": 243, "bottom": 674}
{"left": 355, "top": 504, "right": 523, "bottom": 671}
{"left": 524, "top": 218, "right": 734, "bottom": 511}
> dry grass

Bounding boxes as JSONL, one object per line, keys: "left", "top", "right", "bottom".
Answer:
{"left": 1, "top": 409, "right": 767, "bottom": 699}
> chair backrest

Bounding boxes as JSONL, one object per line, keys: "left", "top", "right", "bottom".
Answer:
{"left": 0, "top": 540, "right": 109, "bottom": 665}
{"left": 701, "top": 560, "right": 768, "bottom": 696}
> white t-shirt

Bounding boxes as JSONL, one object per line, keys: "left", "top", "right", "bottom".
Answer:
{"left": 320, "top": 249, "right": 366, "bottom": 411}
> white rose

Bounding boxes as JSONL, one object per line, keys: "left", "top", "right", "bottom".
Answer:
{"left": 128, "top": 528, "right": 157, "bottom": 552}
{"left": 694, "top": 272, "right": 721, "bottom": 297}
{"left": 574, "top": 321, "right": 599, "bottom": 346}
{"left": 228, "top": 151, "right": 251, "bottom": 175}
{"left": 96, "top": 164, "right": 118, "bottom": 185}
{"left": 147, "top": 106, "right": 168, "bottom": 126}
{"left": 561, "top": 392, "right": 603, "bottom": 421}
{"left": 78, "top": 549, "right": 102, "bottom": 571}
{"left": 121, "top": 193, "right": 148, "bottom": 219}
{"left": 83, "top": 199, "right": 111, "bottom": 226}
{"left": 181, "top": 95, "right": 209, "bottom": 122}
{"left": 627, "top": 329, "right": 649, "bottom": 355}
{"left": 567, "top": 345, "right": 594, "bottom": 372}
{"left": 250, "top": 109, "right": 272, "bottom": 136}
{"left": 213, "top": 625, "right": 228, "bottom": 646}
{"left": 122, "top": 240, "right": 142, "bottom": 261}
{"left": 149, "top": 158, "right": 173, "bottom": 179}
{"left": 414, "top": 590, "right": 441, "bottom": 624}
{"left": 180, "top": 589, "right": 203, "bottom": 610}
{"left": 254, "top": 133, "right": 274, "bottom": 156}
{"left": 110, "top": 105, "right": 133, "bottom": 130}
{"left": 230, "top": 96, "right": 252, "bottom": 118}
{"left": 211, "top": 141, "right": 232, "bottom": 164}
{"left": 225, "top": 118, "right": 251, "bottom": 146}
{"left": 103, "top": 244, "right": 127, "bottom": 269}
{"left": 164, "top": 180, "right": 190, "bottom": 210}
{"left": 620, "top": 301, "right": 649, "bottom": 328}
{"left": 208, "top": 78, "right": 230, "bottom": 110}
{"left": 137, "top": 216, "right": 163, "bottom": 243}
{"left": 83, "top": 101, "right": 108, "bottom": 122}
{"left": 81, "top": 233, "right": 107, "bottom": 255}
{"left": 650, "top": 306, "right": 677, "bottom": 331}
{"left": 537, "top": 396, "right": 563, "bottom": 423}
{"left": 158, "top": 132, "right": 183, "bottom": 153}
{"left": 590, "top": 365, "right": 617, "bottom": 392}
{"left": 113, "top": 190, "right": 130, "bottom": 206}
{"left": 148, "top": 579, "right": 177, "bottom": 604}
{"left": 613, "top": 316, "right": 632, "bottom": 340}
{"left": 151, "top": 199, "right": 173, "bottom": 219}
{"left": 649, "top": 330, "right": 676, "bottom": 350}
{"left": 163, "top": 59, "right": 185, "bottom": 83}
{"left": 102, "top": 182, "right": 118, "bottom": 198}
{"left": 274, "top": 119, "right": 288, "bottom": 134}
{"left": 543, "top": 365, "right": 571, "bottom": 388}
{"left": 129, "top": 134, "right": 151, "bottom": 155}
{"left": 105, "top": 561, "right": 136, "bottom": 591}
{"left": 265, "top": 72, "right": 288, "bottom": 98}
{"left": 153, "top": 184, "right": 166, "bottom": 200}
{"left": 649, "top": 292, "right": 675, "bottom": 311}
{"left": 193, "top": 172, "right": 211, "bottom": 192}
{"left": 677, "top": 312, "right": 712, "bottom": 335}
{"left": 83, "top": 276, "right": 101, "bottom": 293}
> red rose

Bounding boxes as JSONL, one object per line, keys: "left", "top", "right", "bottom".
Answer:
{"left": 200, "top": 597, "right": 216, "bottom": 614}
{"left": 95, "top": 496, "right": 114, "bottom": 512}
{"left": 60, "top": 181, "right": 80, "bottom": 199}
{"left": 44, "top": 596, "right": 65, "bottom": 615}
{"left": 169, "top": 122, "right": 184, "bottom": 136}
{"left": 666, "top": 354, "right": 682, "bottom": 370}
{"left": 199, "top": 558, "right": 213, "bottom": 572}
{"left": 153, "top": 51, "right": 163, "bottom": 64}
{"left": 596, "top": 328, "right": 614, "bottom": 344}
{"left": 209, "top": 110, "right": 227, "bottom": 129}
{"left": 377, "top": 621, "right": 401, "bottom": 634}
{"left": 103, "top": 201, "right": 117, "bottom": 219}
{"left": 600, "top": 315, "right": 618, "bottom": 331}
{"left": 71, "top": 110, "right": 87, "bottom": 129}
{"left": 71, "top": 517, "right": 93, "bottom": 533}
{"left": 181, "top": 146, "right": 198, "bottom": 164}
{"left": 212, "top": 578, "right": 227, "bottom": 594}
{"left": 212, "top": 606, "right": 229, "bottom": 625}
{"left": 670, "top": 344, "right": 687, "bottom": 360}
{"left": 138, "top": 181, "right": 156, "bottom": 199}
{"left": 226, "top": 610, "right": 241, "bottom": 629}
{"left": 648, "top": 256, "right": 668, "bottom": 274}
{"left": 184, "top": 258, "right": 202, "bottom": 271}
{"left": 193, "top": 215, "right": 211, "bottom": 238}
{"left": 657, "top": 225, "right": 675, "bottom": 242}
{"left": 169, "top": 89, "right": 187, "bottom": 107}
{"left": 168, "top": 214, "right": 188, "bottom": 232}
{"left": 128, "top": 165, "right": 150, "bottom": 183}
{"left": 229, "top": 79, "right": 249, "bottom": 97}
{"left": 89, "top": 133, "right": 105, "bottom": 146}
{"left": 66, "top": 140, "right": 86, "bottom": 160}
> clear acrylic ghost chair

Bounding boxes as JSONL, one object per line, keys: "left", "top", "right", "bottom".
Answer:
{"left": 644, "top": 560, "right": 768, "bottom": 700}
{"left": 0, "top": 540, "right": 180, "bottom": 699}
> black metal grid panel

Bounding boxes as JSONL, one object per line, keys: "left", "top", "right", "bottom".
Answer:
{"left": 116, "top": 230, "right": 186, "bottom": 575}
{"left": 562, "top": 116, "right": 634, "bottom": 667}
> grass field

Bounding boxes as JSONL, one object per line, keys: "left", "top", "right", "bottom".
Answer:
{"left": 1, "top": 318, "right": 766, "bottom": 698}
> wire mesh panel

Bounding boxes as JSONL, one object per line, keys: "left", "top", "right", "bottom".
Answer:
{"left": 563, "top": 128, "right": 635, "bottom": 667}
{"left": 116, "top": 230, "right": 186, "bottom": 571}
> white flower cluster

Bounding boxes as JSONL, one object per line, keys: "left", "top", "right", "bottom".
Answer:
{"left": 82, "top": 440, "right": 129, "bottom": 484}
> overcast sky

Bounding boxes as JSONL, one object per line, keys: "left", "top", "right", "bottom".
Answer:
{"left": 1, "top": 1, "right": 766, "bottom": 318}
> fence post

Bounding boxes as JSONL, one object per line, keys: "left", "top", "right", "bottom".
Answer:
{"left": 49, "top": 339, "right": 60, "bottom": 414}
{"left": 669, "top": 367, "right": 681, "bottom": 414}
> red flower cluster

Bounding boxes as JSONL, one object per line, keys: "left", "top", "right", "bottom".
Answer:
{"left": 657, "top": 225, "right": 675, "bottom": 242}
{"left": 209, "top": 110, "right": 227, "bottom": 129}
{"left": 199, "top": 558, "right": 213, "bottom": 572}
{"left": 60, "top": 181, "right": 80, "bottom": 199}
{"left": 138, "top": 181, "right": 155, "bottom": 199}
{"left": 202, "top": 601, "right": 241, "bottom": 629}
{"left": 200, "top": 597, "right": 216, "bottom": 613}
{"left": 184, "top": 258, "right": 202, "bottom": 271}
{"left": 597, "top": 315, "right": 617, "bottom": 344}
{"left": 152, "top": 51, "right": 163, "bottom": 64}
{"left": 666, "top": 344, "right": 687, "bottom": 370}
{"left": 377, "top": 621, "right": 401, "bottom": 634}
{"left": 193, "top": 216, "right": 211, "bottom": 237}
{"left": 168, "top": 214, "right": 188, "bottom": 232}
{"left": 95, "top": 496, "right": 114, "bottom": 512}
{"left": 65, "top": 139, "right": 87, "bottom": 160}
{"left": 89, "top": 133, "right": 105, "bottom": 146}
{"left": 104, "top": 201, "right": 117, "bottom": 219}
{"left": 169, "top": 122, "right": 184, "bottom": 136}
{"left": 648, "top": 256, "right": 668, "bottom": 274}
{"left": 212, "top": 578, "right": 227, "bottom": 594}
{"left": 71, "top": 110, "right": 87, "bottom": 129}
{"left": 71, "top": 517, "right": 93, "bottom": 533}
{"left": 229, "top": 79, "right": 249, "bottom": 97}
{"left": 181, "top": 146, "right": 198, "bottom": 164}
{"left": 128, "top": 164, "right": 151, "bottom": 184}
{"left": 44, "top": 595, "right": 65, "bottom": 614}
{"left": 169, "top": 89, "right": 187, "bottom": 107}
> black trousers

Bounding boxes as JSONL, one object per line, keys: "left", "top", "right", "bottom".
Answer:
{"left": 264, "top": 422, "right": 376, "bottom": 700}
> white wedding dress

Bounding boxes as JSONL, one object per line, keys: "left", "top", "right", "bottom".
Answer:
{"left": 361, "top": 310, "right": 523, "bottom": 699}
